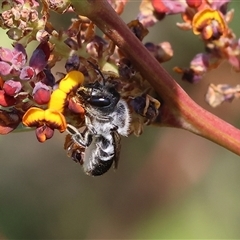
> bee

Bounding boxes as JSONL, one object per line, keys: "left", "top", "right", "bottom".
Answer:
{"left": 66, "top": 64, "right": 130, "bottom": 176}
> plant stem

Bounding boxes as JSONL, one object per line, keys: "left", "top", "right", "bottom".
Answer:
{"left": 71, "top": 0, "right": 240, "bottom": 155}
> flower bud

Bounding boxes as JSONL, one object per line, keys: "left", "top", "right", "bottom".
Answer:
{"left": 0, "top": 90, "right": 16, "bottom": 106}
{"left": 3, "top": 80, "right": 22, "bottom": 96}
{"left": 186, "top": 0, "right": 202, "bottom": 8}
{"left": 33, "top": 82, "right": 51, "bottom": 105}
{"left": 35, "top": 125, "right": 54, "bottom": 143}
{"left": 68, "top": 97, "right": 85, "bottom": 115}
{"left": 145, "top": 41, "right": 173, "bottom": 62}
{"left": 20, "top": 66, "right": 35, "bottom": 80}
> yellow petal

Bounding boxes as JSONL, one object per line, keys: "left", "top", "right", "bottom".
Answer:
{"left": 192, "top": 8, "right": 226, "bottom": 35}
{"left": 59, "top": 71, "right": 84, "bottom": 94}
{"left": 45, "top": 109, "right": 67, "bottom": 132}
{"left": 48, "top": 89, "right": 67, "bottom": 112}
{"left": 22, "top": 107, "right": 45, "bottom": 127}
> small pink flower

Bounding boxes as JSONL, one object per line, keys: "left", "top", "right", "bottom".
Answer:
{"left": 0, "top": 61, "right": 12, "bottom": 75}
{"left": 186, "top": 0, "right": 202, "bottom": 8}
{"left": 3, "top": 80, "right": 22, "bottom": 96}
{"left": 0, "top": 90, "right": 16, "bottom": 107}
{"left": 0, "top": 47, "right": 14, "bottom": 62}
{"left": 33, "top": 82, "right": 51, "bottom": 105}
{"left": 20, "top": 66, "right": 35, "bottom": 80}
{"left": 152, "top": 0, "right": 187, "bottom": 14}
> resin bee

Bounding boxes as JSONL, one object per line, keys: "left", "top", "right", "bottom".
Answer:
{"left": 66, "top": 65, "right": 130, "bottom": 176}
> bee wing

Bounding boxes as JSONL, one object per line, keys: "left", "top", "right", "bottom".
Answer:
{"left": 112, "top": 131, "right": 121, "bottom": 169}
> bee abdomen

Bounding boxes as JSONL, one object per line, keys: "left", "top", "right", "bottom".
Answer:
{"left": 88, "top": 159, "right": 113, "bottom": 176}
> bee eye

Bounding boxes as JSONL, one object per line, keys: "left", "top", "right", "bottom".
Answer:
{"left": 88, "top": 96, "right": 111, "bottom": 107}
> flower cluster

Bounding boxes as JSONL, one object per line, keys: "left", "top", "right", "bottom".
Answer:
{"left": 22, "top": 71, "right": 85, "bottom": 142}
{"left": 0, "top": 40, "right": 86, "bottom": 141}
{"left": 2, "top": 0, "right": 238, "bottom": 144}
{"left": 138, "top": 0, "right": 240, "bottom": 107}
{"left": 173, "top": 2, "right": 234, "bottom": 83}
{"left": 205, "top": 84, "right": 240, "bottom": 107}
{"left": 0, "top": 42, "right": 52, "bottom": 134}
{"left": 0, "top": 0, "right": 240, "bottom": 174}
{"left": 0, "top": 0, "right": 161, "bottom": 142}
{"left": 1, "top": 0, "right": 42, "bottom": 46}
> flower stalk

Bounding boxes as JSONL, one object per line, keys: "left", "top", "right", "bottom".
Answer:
{"left": 71, "top": 0, "right": 240, "bottom": 155}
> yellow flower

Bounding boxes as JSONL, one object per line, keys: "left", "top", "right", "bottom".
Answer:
{"left": 192, "top": 8, "right": 227, "bottom": 40}
{"left": 48, "top": 89, "right": 67, "bottom": 113}
{"left": 22, "top": 107, "right": 67, "bottom": 132}
{"left": 59, "top": 71, "right": 84, "bottom": 94}
{"left": 22, "top": 71, "right": 85, "bottom": 142}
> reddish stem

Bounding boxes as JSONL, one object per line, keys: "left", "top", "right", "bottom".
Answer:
{"left": 71, "top": 0, "right": 240, "bottom": 155}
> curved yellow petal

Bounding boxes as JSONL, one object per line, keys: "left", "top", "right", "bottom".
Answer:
{"left": 59, "top": 71, "right": 84, "bottom": 94}
{"left": 45, "top": 109, "right": 67, "bottom": 132}
{"left": 22, "top": 107, "right": 45, "bottom": 127}
{"left": 48, "top": 89, "right": 67, "bottom": 112}
{"left": 192, "top": 8, "right": 226, "bottom": 35}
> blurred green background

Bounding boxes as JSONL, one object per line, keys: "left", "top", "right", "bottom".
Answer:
{"left": 1, "top": 1, "right": 240, "bottom": 239}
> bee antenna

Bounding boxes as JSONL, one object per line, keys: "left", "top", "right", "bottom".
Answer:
{"left": 87, "top": 60, "right": 106, "bottom": 85}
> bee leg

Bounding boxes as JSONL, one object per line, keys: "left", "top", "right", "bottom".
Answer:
{"left": 66, "top": 124, "right": 79, "bottom": 135}
{"left": 85, "top": 116, "right": 97, "bottom": 135}
{"left": 66, "top": 124, "right": 86, "bottom": 147}
{"left": 83, "top": 130, "right": 93, "bottom": 147}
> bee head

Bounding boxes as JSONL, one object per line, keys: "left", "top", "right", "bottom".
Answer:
{"left": 77, "top": 82, "right": 120, "bottom": 114}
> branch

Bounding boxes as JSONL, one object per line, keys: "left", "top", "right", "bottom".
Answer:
{"left": 70, "top": 0, "right": 240, "bottom": 155}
